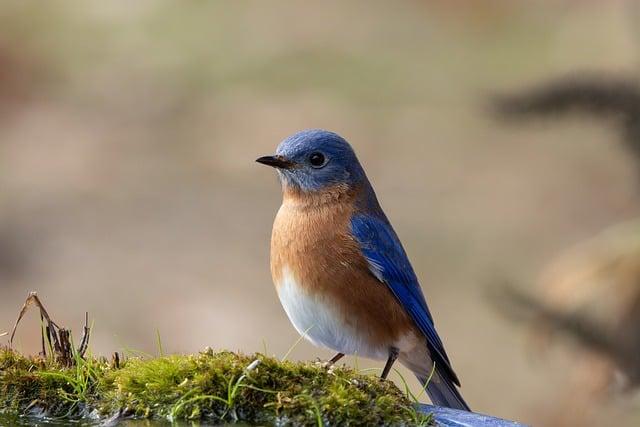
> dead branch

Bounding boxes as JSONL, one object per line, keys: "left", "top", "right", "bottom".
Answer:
{"left": 8, "top": 292, "right": 91, "bottom": 366}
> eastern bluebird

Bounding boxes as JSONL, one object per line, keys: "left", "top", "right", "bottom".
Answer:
{"left": 257, "top": 129, "right": 469, "bottom": 410}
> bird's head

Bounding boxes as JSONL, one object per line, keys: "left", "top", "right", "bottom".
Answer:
{"left": 256, "top": 129, "right": 365, "bottom": 193}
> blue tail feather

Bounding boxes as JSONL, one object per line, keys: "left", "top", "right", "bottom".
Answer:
{"left": 421, "top": 368, "right": 470, "bottom": 411}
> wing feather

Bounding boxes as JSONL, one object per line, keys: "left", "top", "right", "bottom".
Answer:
{"left": 350, "top": 213, "right": 460, "bottom": 385}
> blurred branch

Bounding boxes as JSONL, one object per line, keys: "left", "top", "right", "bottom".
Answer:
{"left": 493, "top": 75, "right": 640, "bottom": 118}
{"left": 488, "top": 281, "right": 640, "bottom": 390}
{"left": 489, "top": 282, "right": 618, "bottom": 355}
{"left": 492, "top": 74, "right": 640, "bottom": 166}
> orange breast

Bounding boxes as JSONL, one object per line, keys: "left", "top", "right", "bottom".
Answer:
{"left": 270, "top": 185, "right": 417, "bottom": 349}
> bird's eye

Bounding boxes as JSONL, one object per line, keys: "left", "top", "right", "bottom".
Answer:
{"left": 309, "top": 152, "right": 327, "bottom": 168}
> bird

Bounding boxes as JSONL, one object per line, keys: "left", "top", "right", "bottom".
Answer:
{"left": 256, "top": 129, "right": 469, "bottom": 410}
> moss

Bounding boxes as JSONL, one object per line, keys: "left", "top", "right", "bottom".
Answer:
{"left": 0, "top": 347, "right": 432, "bottom": 426}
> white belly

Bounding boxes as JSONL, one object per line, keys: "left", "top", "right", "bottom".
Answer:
{"left": 276, "top": 267, "right": 388, "bottom": 360}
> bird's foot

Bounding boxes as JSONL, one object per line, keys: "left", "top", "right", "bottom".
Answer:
{"left": 318, "top": 352, "right": 345, "bottom": 369}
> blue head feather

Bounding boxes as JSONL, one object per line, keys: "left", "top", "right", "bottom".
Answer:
{"left": 274, "top": 129, "right": 366, "bottom": 191}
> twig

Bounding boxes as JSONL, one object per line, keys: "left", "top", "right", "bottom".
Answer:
{"left": 40, "top": 312, "right": 46, "bottom": 357}
{"left": 77, "top": 312, "right": 91, "bottom": 358}
{"left": 9, "top": 292, "right": 92, "bottom": 366}
{"left": 10, "top": 292, "right": 60, "bottom": 349}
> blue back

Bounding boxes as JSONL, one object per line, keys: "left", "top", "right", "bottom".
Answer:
{"left": 350, "top": 211, "right": 459, "bottom": 385}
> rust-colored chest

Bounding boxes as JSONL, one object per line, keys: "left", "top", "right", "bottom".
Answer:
{"left": 270, "top": 189, "right": 363, "bottom": 291}
{"left": 268, "top": 187, "right": 417, "bottom": 348}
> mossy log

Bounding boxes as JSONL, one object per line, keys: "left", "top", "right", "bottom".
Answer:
{"left": 0, "top": 347, "right": 529, "bottom": 426}
{"left": 0, "top": 347, "right": 432, "bottom": 425}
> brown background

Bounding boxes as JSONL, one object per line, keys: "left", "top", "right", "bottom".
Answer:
{"left": 1, "top": 1, "right": 639, "bottom": 425}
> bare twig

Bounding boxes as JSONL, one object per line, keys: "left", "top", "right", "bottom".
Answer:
{"left": 77, "top": 312, "right": 91, "bottom": 358}
{"left": 9, "top": 292, "right": 92, "bottom": 366}
{"left": 112, "top": 351, "right": 120, "bottom": 369}
{"left": 40, "top": 312, "right": 46, "bottom": 357}
{"left": 10, "top": 292, "right": 60, "bottom": 349}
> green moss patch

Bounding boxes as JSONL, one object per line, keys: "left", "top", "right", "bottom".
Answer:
{"left": 0, "top": 347, "right": 432, "bottom": 426}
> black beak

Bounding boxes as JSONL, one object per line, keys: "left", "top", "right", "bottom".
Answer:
{"left": 255, "top": 155, "right": 294, "bottom": 169}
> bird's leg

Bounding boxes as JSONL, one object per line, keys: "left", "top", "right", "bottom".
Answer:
{"left": 380, "top": 347, "right": 400, "bottom": 380}
{"left": 318, "top": 353, "right": 344, "bottom": 368}
{"left": 329, "top": 352, "right": 345, "bottom": 365}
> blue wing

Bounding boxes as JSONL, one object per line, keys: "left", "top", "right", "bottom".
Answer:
{"left": 350, "top": 213, "right": 460, "bottom": 385}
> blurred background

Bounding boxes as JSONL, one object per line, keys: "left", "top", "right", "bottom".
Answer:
{"left": 1, "top": 1, "right": 639, "bottom": 425}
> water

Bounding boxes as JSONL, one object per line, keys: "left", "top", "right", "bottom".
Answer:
{"left": 0, "top": 414, "right": 94, "bottom": 427}
{"left": 1, "top": 408, "right": 525, "bottom": 427}
{"left": 0, "top": 414, "right": 229, "bottom": 427}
